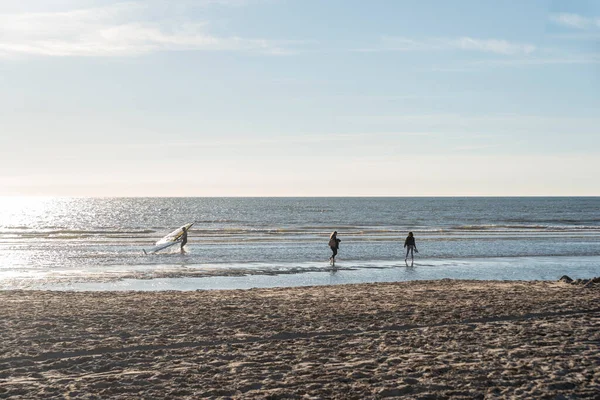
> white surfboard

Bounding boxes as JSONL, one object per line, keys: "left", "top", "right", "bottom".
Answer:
{"left": 144, "top": 222, "right": 194, "bottom": 254}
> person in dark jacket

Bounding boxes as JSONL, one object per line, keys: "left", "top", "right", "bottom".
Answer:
{"left": 328, "top": 231, "right": 341, "bottom": 265}
{"left": 180, "top": 226, "right": 188, "bottom": 252}
{"left": 404, "top": 232, "right": 418, "bottom": 261}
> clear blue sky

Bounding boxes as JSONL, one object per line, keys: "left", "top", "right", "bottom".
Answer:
{"left": 1, "top": 0, "right": 598, "bottom": 196}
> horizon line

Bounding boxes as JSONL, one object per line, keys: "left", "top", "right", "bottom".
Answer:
{"left": 1, "top": 195, "right": 599, "bottom": 199}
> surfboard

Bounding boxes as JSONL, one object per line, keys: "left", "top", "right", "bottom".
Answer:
{"left": 143, "top": 222, "right": 194, "bottom": 255}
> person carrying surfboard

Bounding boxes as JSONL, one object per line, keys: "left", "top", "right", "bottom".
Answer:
{"left": 328, "top": 231, "right": 341, "bottom": 265}
{"left": 404, "top": 231, "right": 418, "bottom": 261}
{"left": 180, "top": 226, "right": 188, "bottom": 252}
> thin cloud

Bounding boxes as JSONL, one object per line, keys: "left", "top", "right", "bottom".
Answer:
{"left": 355, "top": 36, "right": 536, "bottom": 55}
{"left": 453, "top": 144, "right": 499, "bottom": 151}
{"left": 549, "top": 32, "right": 600, "bottom": 41}
{"left": 448, "top": 37, "right": 535, "bottom": 55}
{"left": 0, "top": 2, "right": 290, "bottom": 58}
{"left": 470, "top": 54, "right": 600, "bottom": 66}
{"left": 430, "top": 47, "right": 600, "bottom": 70}
{"left": 340, "top": 113, "right": 600, "bottom": 136}
{"left": 104, "top": 132, "right": 437, "bottom": 150}
{"left": 550, "top": 13, "right": 600, "bottom": 30}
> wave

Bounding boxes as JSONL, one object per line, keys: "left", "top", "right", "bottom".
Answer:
{"left": 188, "top": 219, "right": 246, "bottom": 224}
{"left": 448, "top": 224, "right": 600, "bottom": 232}
{"left": 1, "top": 223, "right": 600, "bottom": 241}
{"left": 502, "top": 218, "right": 600, "bottom": 224}
{"left": 0, "top": 228, "right": 157, "bottom": 237}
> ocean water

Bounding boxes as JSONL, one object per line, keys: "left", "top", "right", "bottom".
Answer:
{"left": 0, "top": 197, "right": 599, "bottom": 290}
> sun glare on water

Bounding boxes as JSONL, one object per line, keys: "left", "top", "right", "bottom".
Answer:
{"left": 0, "top": 197, "right": 64, "bottom": 229}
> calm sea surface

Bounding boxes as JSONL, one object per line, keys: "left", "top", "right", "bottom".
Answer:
{"left": 1, "top": 197, "right": 599, "bottom": 290}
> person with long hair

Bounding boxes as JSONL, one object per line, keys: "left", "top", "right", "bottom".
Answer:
{"left": 328, "top": 231, "right": 341, "bottom": 265}
{"left": 404, "top": 231, "right": 418, "bottom": 261}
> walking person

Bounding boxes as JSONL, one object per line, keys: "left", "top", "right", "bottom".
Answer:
{"left": 328, "top": 231, "right": 341, "bottom": 266}
{"left": 404, "top": 231, "right": 418, "bottom": 261}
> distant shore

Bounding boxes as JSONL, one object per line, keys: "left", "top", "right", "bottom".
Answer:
{"left": 1, "top": 280, "right": 599, "bottom": 398}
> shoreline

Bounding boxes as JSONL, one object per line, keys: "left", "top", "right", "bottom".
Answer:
{"left": 3, "top": 255, "right": 600, "bottom": 291}
{"left": 1, "top": 279, "right": 599, "bottom": 398}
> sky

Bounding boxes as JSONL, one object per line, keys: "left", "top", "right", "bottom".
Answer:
{"left": 0, "top": 0, "right": 598, "bottom": 197}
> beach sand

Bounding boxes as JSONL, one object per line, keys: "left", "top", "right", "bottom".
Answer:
{"left": 0, "top": 280, "right": 598, "bottom": 399}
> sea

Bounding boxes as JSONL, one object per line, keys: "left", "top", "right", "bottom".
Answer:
{"left": 1, "top": 197, "right": 599, "bottom": 291}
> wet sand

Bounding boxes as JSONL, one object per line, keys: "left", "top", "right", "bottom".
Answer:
{"left": 0, "top": 280, "right": 599, "bottom": 399}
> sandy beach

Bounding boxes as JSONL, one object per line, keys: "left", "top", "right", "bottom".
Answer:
{"left": 0, "top": 280, "right": 598, "bottom": 399}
